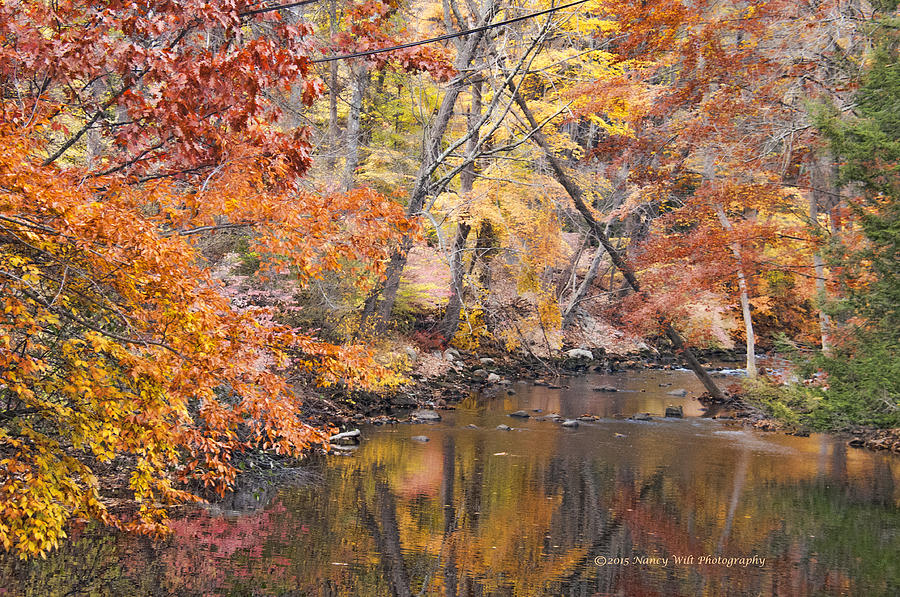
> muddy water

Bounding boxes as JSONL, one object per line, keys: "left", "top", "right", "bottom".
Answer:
{"left": 2, "top": 369, "right": 898, "bottom": 596}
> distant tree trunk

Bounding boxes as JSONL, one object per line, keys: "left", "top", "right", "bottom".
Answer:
{"left": 358, "top": 0, "right": 497, "bottom": 334}
{"left": 510, "top": 88, "right": 726, "bottom": 400}
{"left": 326, "top": 63, "right": 340, "bottom": 172}
{"left": 85, "top": 80, "right": 105, "bottom": 170}
{"left": 441, "top": 221, "right": 471, "bottom": 340}
{"left": 325, "top": 0, "right": 340, "bottom": 173}
{"left": 556, "top": 233, "right": 590, "bottom": 299}
{"left": 808, "top": 158, "right": 833, "bottom": 355}
{"left": 440, "top": 79, "right": 482, "bottom": 339}
{"left": 714, "top": 203, "right": 757, "bottom": 378}
{"left": 562, "top": 242, "right": 606, "bottom": 328}
{"left": 341, "top": 60, "right": 369, "bottom": 191}
{"left": 469, "top": 220, "right": 499, "bottom": 285}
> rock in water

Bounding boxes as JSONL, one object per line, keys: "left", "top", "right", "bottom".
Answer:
{"left": 487, "top": 372, "right": 501, "bottom": 384}
{"left": 411, "top": 409, "right": 442, "bottom": 422}
{"left": 496, "top": 424, "right": 512, "bottom": 431}
{"left": 665, "top": 405, "right": 684, "bottom": 418}
{"left": 411, "top": 436, "right": 431, "bottom": 443}
{"left": 666, "top": 389, "right": 688, "bottom": 397}
{"left": 631, "top": 413, "right": 652, "bottom": 421}
{"left": 565, "top": 348, "right": 593, "bottom": 360}
{"left": 508, "top": 410, "right": 530, "bottom": 418}
{"left": 328, "top": 429, "right": 361, "bottom": 445}
{"left": 593, "top": 385, "right": 618, "bottom": 392}
{"left": 561, "top": 419, "right": 580, "bottom": 428}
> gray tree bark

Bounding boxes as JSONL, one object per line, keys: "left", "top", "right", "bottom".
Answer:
{"left": 714, "top": 203, "right": 757, "bottom": 378}
{"left": 562, "top": 242, "right": 607, "bottom": 328}
{"left": 808, "top": 157, "right": 833, "bottom": 355}
{"left": 325, "top": 0, "right": 340, "bottom": 172}
{"left": 341, "top": 60, "right": 369, "bottom": 191}
{"left": 440, "top": 79, "right": 483, "bottom": 339}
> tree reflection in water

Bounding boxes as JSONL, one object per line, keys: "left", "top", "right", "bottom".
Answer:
{"left": 2, "top": 374, "right": 898, "bottom": 596}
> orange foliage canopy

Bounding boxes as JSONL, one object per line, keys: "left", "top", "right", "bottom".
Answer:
{"left": 0, "top": 124, "right": 410, "bottom": 559}
{"left": 0, "top": 0, "right": 414, "bottom": 559}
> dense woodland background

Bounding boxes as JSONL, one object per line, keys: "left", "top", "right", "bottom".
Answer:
{"left": 0, "top": 0, "right": 897, "bottom": 558}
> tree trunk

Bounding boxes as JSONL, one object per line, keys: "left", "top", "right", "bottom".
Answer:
{"left": 359, "top": 0, "right": 497, "bottom": 334}
{"left": 440, "top": 221, "right": 472, "bottom": 340}
{"left": 714, "top": 203, "right": 757, "bottom": 378}
{"left": 808, "top": 158, "right": 833, "bottom": 355}
{"left": 341, "top": 60, "right": 369, "bottom": 191}
{"left": 324, "top": 0, "right": 340, "bottom": 173}
{"left": 326, "top": 64, "right": 339, "bottom": 171}
{"left": 556, "top": 233, "right": 590, "bottom": 299}
{"left": 562, "top": 242, "right": 606, "bottom": 328}
{"left": 510, "top": 89, "right": 725, "bottom": 400}
{"left": 439, "top": 79, "right": 482, "bottom": 339}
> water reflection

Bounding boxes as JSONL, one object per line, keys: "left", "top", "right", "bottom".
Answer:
{"left": 2, "top": 371, "right": 898, "bottom": 596}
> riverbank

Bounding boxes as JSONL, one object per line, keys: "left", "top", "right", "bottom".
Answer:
{"left": 313, "top": 346, "right": 900, "bottom": 455}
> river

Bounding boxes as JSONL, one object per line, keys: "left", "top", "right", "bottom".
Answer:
{"left": 2, "top": 369, "right": 898, "bottom": 596}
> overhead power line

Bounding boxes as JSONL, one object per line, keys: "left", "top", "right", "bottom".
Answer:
{"left": 311, "top": 0, "right": 592, "bottom": 63}
{"left": 238, "top": 0, "right": 594, "bottom": 63}
{"left": 239, "top": 0, "right": 320, "bottom": 18}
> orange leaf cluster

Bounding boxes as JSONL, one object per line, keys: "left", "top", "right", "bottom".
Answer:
{"left": 0, "top": 122, "right": 408, "bottom": 558}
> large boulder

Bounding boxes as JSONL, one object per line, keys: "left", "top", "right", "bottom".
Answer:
{"left": 565, "top": 348, "right": 594, "bottom": 360}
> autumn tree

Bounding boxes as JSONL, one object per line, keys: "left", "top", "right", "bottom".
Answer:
{"left": 0, "top": 0, "right": 409, "bottom": 559}
{"left": 550, "top": 1, "right": 848, "bottom": 370}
